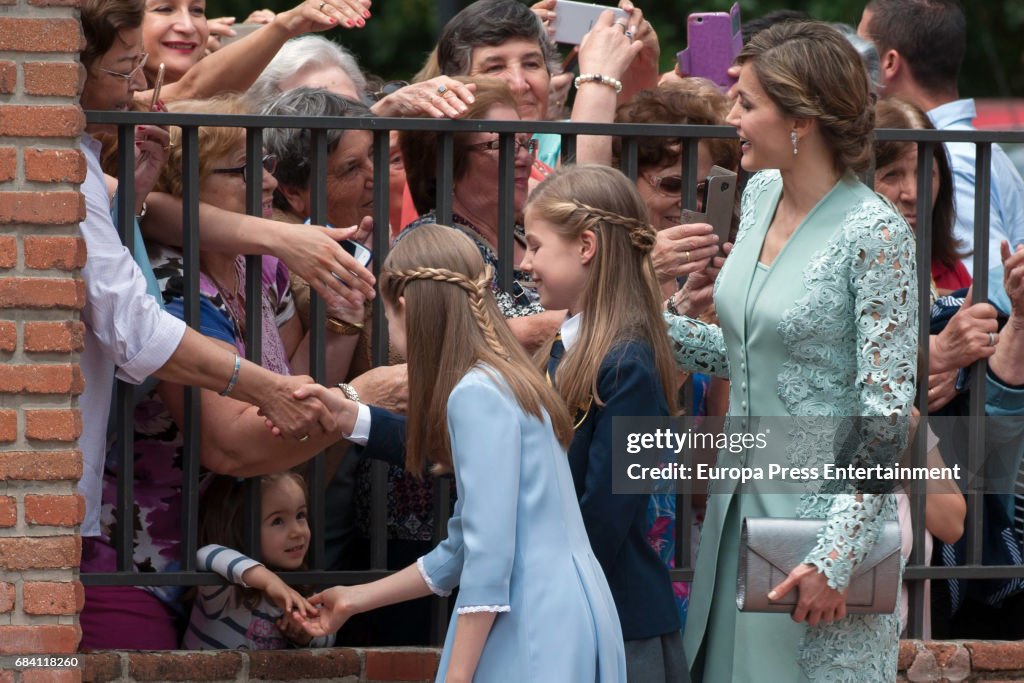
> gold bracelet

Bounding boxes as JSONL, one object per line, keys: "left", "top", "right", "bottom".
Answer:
{"left": 326, "top": 316, "right": 364, "bottom": 336}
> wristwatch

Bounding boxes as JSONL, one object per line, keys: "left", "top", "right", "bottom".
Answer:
{"left": 337, "top": 382, "right": 361, "bottom": 403}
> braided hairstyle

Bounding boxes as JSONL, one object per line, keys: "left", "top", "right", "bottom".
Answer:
{"left": 380, "top": 224, "right": 574, "bottom": 476}
{"left": 525, "top": 164, "right": 677, "bottom": 416}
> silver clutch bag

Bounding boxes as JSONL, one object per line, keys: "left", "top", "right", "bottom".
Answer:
{"left": 736, "top": 517, "right": 901, "bottom": 614}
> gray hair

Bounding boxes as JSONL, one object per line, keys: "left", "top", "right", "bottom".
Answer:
{"left": 260, "top": 87, "right": 372, "bottom": 212}
{"left": 437, "top": 0, "right": 559, "bottom": 77}
{"left": 831, "top": 22, "right": 882, "bottom": 94}
{"left": 248, "top": 35, "right": 369, "bottom": 107}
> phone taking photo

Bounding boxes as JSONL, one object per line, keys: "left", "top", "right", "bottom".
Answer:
{"left": 303, "top": 218, "right": 373, "bottom": 277}
{"left": 678, "top": 165, "right": 737, "bottom": 256}
{"left": 551, "top": 0, "right": 628, "bottom": 46}
{"left": 675, "top": 3, "right": 743, "bottom": 92}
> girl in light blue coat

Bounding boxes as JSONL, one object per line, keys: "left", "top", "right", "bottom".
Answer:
{"left": 295, "top": 224, "right": 626, "bottom": 683}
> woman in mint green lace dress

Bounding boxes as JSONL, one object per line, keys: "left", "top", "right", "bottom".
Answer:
{"left": 664, "top": 23, "right": 917, "bottom": 682}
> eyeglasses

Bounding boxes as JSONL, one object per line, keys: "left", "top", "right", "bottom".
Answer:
{"left": 468, "top": 136, "right": 539, "bottom": 158}
{"left": 372, "top": 80, "right": 410, "bottom": 101}
{"left": 645, "top": 173, "right": 708, "bottom": 199}
{"left": 98, "top": 52, "right": 149, "bottom": 82}
{"left": 212, "top": 154, "right": 278, "bottom": 184}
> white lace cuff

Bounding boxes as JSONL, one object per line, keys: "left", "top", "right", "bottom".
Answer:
{"left": 417, "top": 556, "right": 452, "bottom": 597}
{"left": 457, "top": 604, "right": 511, "bottom": 615}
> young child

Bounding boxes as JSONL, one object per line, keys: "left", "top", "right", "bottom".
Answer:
{"left": 182, "top": 472, "right": 333, "bottom": 650}
{"left": 519, "top": 164, "right": 687, "bottom": 681}
{"left": 291, "top": 224, "right": 626, "bottom": 682}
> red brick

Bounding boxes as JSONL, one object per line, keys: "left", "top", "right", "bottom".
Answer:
{"left": 0, "top": 147, "right": 15, "bottom": 182}
{"left": 0, "top": 450, "right": 82, "bottom": 480}
{"left": 0, "top": 321, "right": 13, "bottom": 352}
{"left": 82, "top": 653, "right": 121, "bottom": 682}
{"left": 25, "top": 494, "right": 84, "bottom": 526}
{"left": 0, "top": 670, "right": 11, "bottom": 683}
{"left": 0, "top": 192, "right": 84, "bottom": 224}
{"left": 128, "top": 652, "right": 243, "bottom": 681}
{"left": 0, "top": 19, "right": 83, "bottom": 52}
{"left": 0, "top": 495, "right": 15, "bottom": 527}
{"left": 0, "top": 410, "right": 15, "bottom": 442}
{"left": 249, "top": 649, "right": 361, "bottom": 679}
{"left": 364, "top": 649, "right": 440, "bottom": 682}
{"left": 0, "top": 365, "right": 83, "bottom": 394}
{"left": 0, "top": 536, "right": 80, "bottom": 570}
{"left": 25, "top": 321, "right": 84, "bottom": 352}
{"left": 24, "top": 148, "right": 86, "bottom": 184}
{"left": 23, "top": 62, "right": 83, "bottom": 98}
{"left": 24, "top": 236, "right": 86, "bottom": 270}
{"left": 0, "top": 278, "right": 85, "bottom": 310}
{"left": 0, "top": 582, "right": 13, "bottom": 612}
{"left": 0, "top": 105, "right": 84, "bottom": 138}
{"left": 25, "top": 409, "right": 81, "bottom": 441}
{"left": 0, "top": 235, "right": 15, "bottom": 268}
{"left": 0, "top": 624, "right": 79, "bottom": 654}
{"left": 966, "top": 641, "right": 1024, "bottom": 671}
{"left": 0, "top": 61, "right": 14, "bottom": 94}
{"left": 24, "top": 670, "right": 82, "bottom": 683}
{"left": 23, "top": 580, "right": 83, "bottom": 615}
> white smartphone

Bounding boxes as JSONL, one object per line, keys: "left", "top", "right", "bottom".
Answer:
{"left": 551, "top": 1, "right": 628, "bottom": 45}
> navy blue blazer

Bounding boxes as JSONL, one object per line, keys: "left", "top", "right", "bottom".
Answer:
{"left": 358, "top": 339, "right": 680, "bottom": 641}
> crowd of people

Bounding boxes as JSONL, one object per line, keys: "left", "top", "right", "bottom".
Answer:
{"left": 75, "top": 0, "right": 1024, "bottom": 680}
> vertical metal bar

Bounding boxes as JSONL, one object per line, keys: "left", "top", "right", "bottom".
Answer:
{"left": 967, "top": 142, "right": 992, "bottom": 566}
{"left": 372, "top": 129, "right": 391, "bottom": 366}
{"left": 621, "top": 136, "right": 638, "bottom": 181}
{"left": 114, "top": 122, "right": 136, "bottom": 572}
{"left": 681, "top": 138, "right": 699, "bottom": 211}
{"left": 436, "top": 132, "right": 454, "bottom": 226}
{"left": 243, "top": 127, "right": 264, "bottom": 559}
{"left": 906, "top": 140, "right": 935, "bottom": 639}
{"left": 179, "top": 125, "right": 202, "bottom": 572}
{"left": 306, "top": 128, "right": 329, "bottom": 570}
{"left": 561, "top": 134, "right": 577, "bottom": 165}
{"left": 496, "top": 132, "right": 516, "bottom": 293}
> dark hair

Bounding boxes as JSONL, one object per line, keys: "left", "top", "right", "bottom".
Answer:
{"left": 80, "top": 0, "right": 145, "bottom": 69}
{"left": 399, "top": 77, "right": 518, "bottom": 217}
{"left": 259, "top": 88, "right": 373, "bottom": 212}
{"left": 741, "top": 9, "right": 810, "bottom": 44}
{"left": 437, "top": 0, "right": 559, "bottom": 77}
{"left": 737, "top": 21, "right": 876, "bottom": 175}
{"left": 863, "top": 0, "right": 965, "bottom": 94}
{"left": 874, "top": 98, "right": 967, "bottom": 269}
{"left": 613, "top": 84, "right": 739, "bottom": 175}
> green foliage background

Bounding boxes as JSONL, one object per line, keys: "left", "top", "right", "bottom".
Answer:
{"left": 209, "top": 0, "right": 1024, "bottom": 97}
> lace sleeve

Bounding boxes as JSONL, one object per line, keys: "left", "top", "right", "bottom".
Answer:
{"left": 663, "top": 312, "right": 730, "bottom": 378}
{"left": 804, "top": 203, "right": 918, "bottom": 590}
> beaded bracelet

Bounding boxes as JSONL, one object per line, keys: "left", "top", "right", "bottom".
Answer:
{"left": 574, "top": 73, "right": 623, "bottom": 94}
{"left": 219, "top": 353, "right": 241, "bottom": 397}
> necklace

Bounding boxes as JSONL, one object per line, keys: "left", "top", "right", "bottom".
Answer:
{"left": 206, "top": 258, "right": 246, "bottom": 340}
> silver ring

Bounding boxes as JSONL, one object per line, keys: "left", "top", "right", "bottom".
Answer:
{"left": 298, "top": 434, "right": 310, "bottom": 442}
{"left": 624, "top": 30, "right": 634, "bottom": 39}
{"left": 437, "top": 84, "right": 449, "bottom": 96}
{"left": 613, "top": 20, "right": 627, "bottom": 31}
{"left": 988, "top": 331, "right": 998, "bottom": 346}
{"left": 318, "top": 1, "right": 326, "bottom": 10}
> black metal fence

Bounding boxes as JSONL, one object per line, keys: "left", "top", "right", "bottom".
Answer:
{"left": 81, "top": 110, "right": 1024, "bottom": 642}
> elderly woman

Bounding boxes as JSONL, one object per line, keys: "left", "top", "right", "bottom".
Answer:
{"left": 81, "top": 95, "right": 364, "bottom": 650}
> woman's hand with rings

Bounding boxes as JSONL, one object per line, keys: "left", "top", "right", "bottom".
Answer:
{"left": 274, "top": 0, "right": 370, "bottom": 36}
{"left": 930, "top": 284, "right": 999, "bottom": 373}
{"left": 530, "top": 0, "right": 557, "bottom": 39}
{"left": 577, "top": 10, "right": 643, "bottom": 82}
{"left": 371, "top": 78, "right": 476, "bottom": 119}
{"left": 651, "top": 222, "right": 720, "bottom": 284}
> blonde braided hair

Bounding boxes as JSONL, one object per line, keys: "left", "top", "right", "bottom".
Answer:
{"left": 568, "top": 200, "right": 657, "bottom": 253}
{"left": 383, "top": 264, "right": 508, "bottom": 358}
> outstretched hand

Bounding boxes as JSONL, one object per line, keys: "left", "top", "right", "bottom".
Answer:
{"left": 256, "top": 375, "right": 330, "bottom": 440}
{"left": 274, "top": 221, "right": 376, "bottom": 311}
{"left": 298, "top": 586, "right": 360, "bottom": 638}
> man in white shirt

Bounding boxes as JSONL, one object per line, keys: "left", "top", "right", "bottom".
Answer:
{"left": 858, "top": 0, "right": 1024, "bottom": 314}
{"left": 76, "top": 0, "right": 333, "bottom": 539}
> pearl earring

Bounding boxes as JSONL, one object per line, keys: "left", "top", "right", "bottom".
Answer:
{"left": 790, "top": 131, "right": 799, "bottom": 156}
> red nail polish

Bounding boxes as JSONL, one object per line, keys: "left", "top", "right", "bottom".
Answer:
{"left": 356, "top": 18, "right": 365, "bottom": 26}
{"left": 364, "top": 10, "right": 370, "bottom": 18}
{"left": 345, "top": 19, "right": 353, "bottom": 26}
{"left": 329, "top": 17, "right": 337, "bottom": 23}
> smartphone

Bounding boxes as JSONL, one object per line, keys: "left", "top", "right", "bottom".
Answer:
{"left": 678, "top": 165, "right": 737, "bottom": 254}
{"left": 551, "top": 1, "right": 628, "bottom": 46}
{"left": 149, "top": 63, "right": 165, "bottom": 111}
{"left": 675, "top": 3, "right": 743, "bottom": 92}
{"left": 218, "top": 22, "right": 264, "bottom": 47}
{"left": 340, "top": 239, "right": 372, "bottom": 268}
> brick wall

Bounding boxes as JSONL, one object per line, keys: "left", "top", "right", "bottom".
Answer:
{"left": 0, "top": 0, "right": 86, "bottom": 679}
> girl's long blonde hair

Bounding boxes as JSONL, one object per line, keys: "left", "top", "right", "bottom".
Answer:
{"left": 380, "top": 224, "right": 574, "bottom": 477}
{"left": 527, "top": 164, "right": 678, "bottom": 415}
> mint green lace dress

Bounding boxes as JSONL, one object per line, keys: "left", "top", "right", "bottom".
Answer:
{"left": 666, "top": 170, "right": 918, "bottom": 682}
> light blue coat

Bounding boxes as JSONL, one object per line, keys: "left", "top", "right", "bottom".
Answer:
{"left": 418, "top": 366, "right": 626, "bottom": 683}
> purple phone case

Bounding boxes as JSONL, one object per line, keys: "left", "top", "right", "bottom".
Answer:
{"left": 675, "top": 2, "right": 742, "bottom": 91}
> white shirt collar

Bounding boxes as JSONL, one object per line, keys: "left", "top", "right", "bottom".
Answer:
{"left": 927, "top": 98, "right": 975, "bottom": 130}
{"left": 560, "top": 312, "right": 582, "bottom": 351}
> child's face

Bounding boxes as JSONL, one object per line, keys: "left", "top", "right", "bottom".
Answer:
{"left": 520, "top": 207, "right": 591, "bottom": 314}
{"left": 383, "top": 296, "right": 407, "bottom": 357}
{"left": 260, "top": 477, "right": 310, "bottom": 571}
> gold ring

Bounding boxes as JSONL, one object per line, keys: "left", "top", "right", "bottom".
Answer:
{"left": 437, "top": 84, "right": 449, "bottom": 96}
{"left": 685, "top": 250, "right": 691, "bottom": 263}
{"left": 298, "top": 434, "right": 310, "bottom": 442}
